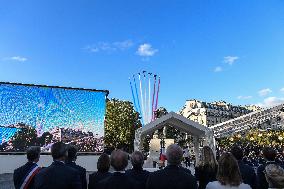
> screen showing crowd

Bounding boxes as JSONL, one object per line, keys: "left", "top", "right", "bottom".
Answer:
{"left": 0, "top": 83, "right": 107, "bottom": 153}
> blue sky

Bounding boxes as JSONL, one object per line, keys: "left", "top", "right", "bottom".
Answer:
{"left": 1, "top": 0, "right": 284, "bottom": 112}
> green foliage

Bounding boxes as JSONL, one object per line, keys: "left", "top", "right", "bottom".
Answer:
{"left": 142, "top": 134, "right": 152, "bottom": 153}
{"left": 11, "top": 127, "right": 37, "bottom": 151}
{"left": 155, "top": 107, "right": 168, "bottom": 118}
{"left": 217, "top": 129, "right": 284, "bottom": 149}
{"left": 104, "top": 98, "right": 141, "bottom": 152}
{"left": 37, "top": 132, "right": 53, "bottom": 146}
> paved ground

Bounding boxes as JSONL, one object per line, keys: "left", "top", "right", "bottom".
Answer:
{"left": 0, "top": 174, "right": 14, "bottom": 189}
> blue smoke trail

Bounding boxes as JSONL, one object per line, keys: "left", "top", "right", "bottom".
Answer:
{"left": 129, "top": 78, "right": 138, "bottom": 112}
{"left": 133, "top": 75, "right": 142, "bottom": 117}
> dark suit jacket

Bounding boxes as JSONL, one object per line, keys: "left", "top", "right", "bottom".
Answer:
{"left": 88, "top": 171, "right": 111, "bottom": 189}
{"left": 96, "top": 172, "right": 142, "bottom": 189}
{"left": 66, "top": 161, "right": 87, "bottom": 189}
{"left": 195, "top": 165, "right": 217, "bottom": 189}
{"left": 238, "top": 160, "right": 257, "bottom": 189}
{"left": 14, "top": 162, "right": 38, "bottom": 189}
{"left": 257, "top": 161, "right": 278, "bottom": 189}
{"left": 180, "top": 166, "right": 192, "bottom": 175}
{"left": 125, "top": 168, "right": 150, "bottom": 188}
{"left": 34, "top": 161, "right": 82, "bottom": 189}
{"left": 146, "top": 165, "right": 198, "bottom": 189}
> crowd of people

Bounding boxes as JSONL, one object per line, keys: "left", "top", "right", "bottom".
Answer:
{"left": 217, "top": 141, "right": 284, "bottom": 168}
{"left": 13, "top": 141, "right": 284, "bottom": 189}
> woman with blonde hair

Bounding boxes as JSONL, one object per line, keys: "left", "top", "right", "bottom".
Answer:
{"left": 206, "top": 152, "right": 251, "bottom": 189}
{"left": 195, "top": 146, "right": 218, "bottom": 189}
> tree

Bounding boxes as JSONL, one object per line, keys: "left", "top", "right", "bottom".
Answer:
{"left": 11, "top": 126, "right": 37, "bottom": 151}
{"left": 37, "top": 132, "right": 53, "bottom": 146}
{"left": 104, "top": 98, "right": 141, "bottom": 152}
{"left": 155, "top": 107, "right": 168, "bottom": 118}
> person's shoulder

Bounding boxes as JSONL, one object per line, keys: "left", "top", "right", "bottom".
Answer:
{"left": 97, "top": 175, "right": 112, "bottom": 185}
{"left": 14, "top": 163, "right": 32, "bottom": 173}
{"left": 61, "top": 163, "right": 81, "bottom": 176}
{"left": 14, "top": 165, "right": 23, "bottom": 174}
{"left": 89, "top": 171, "right": 97, "bottom": 177}
{"left": 257, "top": 164, "right": 265, "bottom": 171}
{"left": 125, "top": 169, "right": 133, "bottom": 174}
{"left": 180, "top": 166, "right": 192, "bottom": 175}
{"left": 239, "top": 183, "right": 252, "bottom": 189}
{"left": 242, "top": 163, "right": 255, "bottom": 171}
{"left": 148, "top": 169, "right": 164, "bottom": 177}
{"left": 35, "top": 166, "right": 48, "bottom": 178}
{"left": 205, "top": 181, "right": 220, "bottom": 189}
{"left": 142, "top": 169, "right": 150, "bottom": 175}
{"left": 74, "top": 164, "right": 86, "bottom": 173}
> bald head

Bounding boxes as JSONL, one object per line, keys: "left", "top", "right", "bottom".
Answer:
{"left": 166, "top": 144, "right": 183, "bottom": 165}
{"left": 110, "top": 149, "right": 128, "bottom": 171}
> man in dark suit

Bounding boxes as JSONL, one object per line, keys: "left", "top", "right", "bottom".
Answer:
{"left": 231, "top": 145, "right": 257, "bottom": 189}
{"left": 257, "top": 147, "right": 278, "bottom": 189}
{"left": 14, "top": 146, "right": 41, "bottom": 189}
{"left": 66, "top": 145, "right": 87, "bottom": 189}
{"left": 34, "top": 142, "right": 82, "bottom": 189}
{"left": 88, "top": 153, "right": 112, "bottom": 189}
{"left": 146, "top": 144, "right": 197, "bottom": 189}
{"left": 96, "top": 149, "right": 141, "bottom": 189}
{"left": 126, "top": 151, "right": 150, "bottom": 188}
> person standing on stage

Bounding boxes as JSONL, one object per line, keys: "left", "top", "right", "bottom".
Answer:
{"left": 14, "top": 146, "right": 41, "bottom": 189}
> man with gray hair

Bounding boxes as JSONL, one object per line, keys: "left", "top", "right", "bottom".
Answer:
{"left": 14, "top": 146, "right": 41, "bottom": 189}
{"left": 126, "top": 151, "right": 150, "bottom": 188}
{"left": 97, "top": 149, "right": 142, "bottom": 189}
{"left": 146, "top": 144, "right": 197, "bottom": 189}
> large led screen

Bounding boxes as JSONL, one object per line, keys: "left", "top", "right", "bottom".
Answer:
{"left": 0, "top": 82, "right": 108, "bottom": 153}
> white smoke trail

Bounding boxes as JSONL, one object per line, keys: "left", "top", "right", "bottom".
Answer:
{"left": 144, "top": 73, "right": 147, "bottom": 124}
{"left": 138, "top": 74, "right": 145, "bottom": 124}
{"left": 148, "top": 76, "right": 151, "bottom": 124}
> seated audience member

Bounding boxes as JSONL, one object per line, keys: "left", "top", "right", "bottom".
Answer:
{"left": 231, "top": 146, "right": 257, "bottom": 189}
{"left": 195, "top": 146, "right": 218, "bottom": 189}
{"left": 88, "top": 153, "right": 111, "bottom": 189}
{"left": 146, "top": 144, "right": 198, "bottom": 189}
{"left": 206, "top": 152, "right": 251, "bottom": 189}
{"left": 34, "top": 142, "right": 82, "bottom": 189}
{"left": 14, "top": 146, "right": 41, "bottom": 189}
{"left": 96, "top": 149, "right": 141, "bottom": 189}
{"left": 66, "top": 145, "right": 87, "bottom": 189}
{"left": 126, "top": 151, "right": 150, "bottom": 188}
{"left": 265, "top": 164, "right": 284, "bottom": 189}
{"left": 257, "top": 147, "right": 278, "bottom": 189}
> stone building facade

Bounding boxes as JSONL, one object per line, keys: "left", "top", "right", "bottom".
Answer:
{"left": 179, "top": 99, "right": 260, "bottom": 127}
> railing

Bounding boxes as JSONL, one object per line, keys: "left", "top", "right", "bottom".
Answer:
{"left": 210, "top": 103, "right": 284, "bottom": 138}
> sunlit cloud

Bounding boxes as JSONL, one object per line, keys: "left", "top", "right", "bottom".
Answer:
{"left": 258, "top": 88, "right": 272, "bottom": 97}
{"left": 85, "top": 40, "right": 134, "bottom": 53}
{"left": 224, "top": 56, "right": 239, "bottom": 65}
{"left": 136, "top": 43, "right": 158, "bottom": 57}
